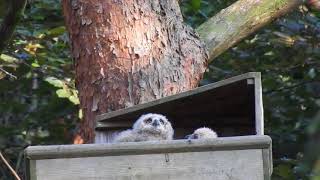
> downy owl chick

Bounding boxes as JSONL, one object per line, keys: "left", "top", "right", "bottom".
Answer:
{"left": 185, "top": 127, "right": 218, "bottom": 140}
{"left": 113, "top": 113, "right": 174, "bottom": 142}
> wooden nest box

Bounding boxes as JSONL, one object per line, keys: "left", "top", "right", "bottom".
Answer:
{"left": 25, "top": 72, "right": 272, "bottom": 180}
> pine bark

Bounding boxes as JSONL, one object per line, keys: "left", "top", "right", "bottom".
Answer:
{"left": 62, "top": 0, "right": 208, "bottom": 143}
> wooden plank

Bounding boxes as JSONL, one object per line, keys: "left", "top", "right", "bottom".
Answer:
{"left": 254, "top": 73, "right": 264, "bottom": 135}
{"left": 29, "top": 160, "right": 37, "bottom": 180}
{"left": 31, "top": 149, "right": 264, "bottom": 180}
{"left": 262, "top": 149, "right": 272, "bottom": 180}
{"left": 26, "top": 136, "right": 272, "bottom": 180}
{"left": 25, "top": 135, "right": 271, "bottom": 160}
{"left": 95, "top": 72, "right": 261, "bottom": 123}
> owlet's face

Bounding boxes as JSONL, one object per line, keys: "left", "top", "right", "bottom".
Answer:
{"left": 185, "top": 127, "right": 218, "bottom": 139}
{"left": 133, "top": 113, "right": 173, "bottom": 138}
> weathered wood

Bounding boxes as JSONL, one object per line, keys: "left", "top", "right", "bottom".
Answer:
{"left": 95, "top": 72, "right": 263, "bottom": 143}
{"left": 31, "top": 150, "right": 264, "bottom": 180}
{"left": 254, "top": 73, "right": 264, "bottom": 135}
{"left": 25, "top": 135, "right": 270, "bottom": 159}
{"left": 262, "top": 148, "right": 273, "bottom": 180}
{"left": 25, "top": 135, "right": 272, "bottom": 180}
{"left": 196, "top": 0, "right": 303, "bottom": 62}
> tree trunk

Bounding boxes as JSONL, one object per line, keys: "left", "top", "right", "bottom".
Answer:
{"left": 0, "top": 0, "right": 27, "bottom": 54}
{"left": 62, "top": 0, "right": 208, "bottom": 143}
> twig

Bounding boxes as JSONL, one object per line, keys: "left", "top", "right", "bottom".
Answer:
{"left": 0, "top": 67, "right": 17, "bottom": 79}
{"left": 264, "top": 81, "right": 314, "bottom": 95}
{"left": 15, "top": 150, "right": 23, "bottom": 173}
{"left": 0, "top": 151, "right": 21, "bottom": 180}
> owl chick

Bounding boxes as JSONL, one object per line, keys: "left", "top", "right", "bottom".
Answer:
{"left": 113, "top": 113, "right": 174, "bottom": 142}
{"left": 185, "top": 127, "right": 218, "bottom": 140}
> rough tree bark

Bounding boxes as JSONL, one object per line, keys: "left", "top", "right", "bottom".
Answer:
{"left": 62, "top": 0, "right": 303, "bottom": 143}
{"left": 0, "top": 0, "right": 27, "bottom": 54}
{"left": 62, "top": 0, "right": 208, "bottom": 143}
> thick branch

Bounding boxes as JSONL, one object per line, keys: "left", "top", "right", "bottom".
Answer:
{"left": 196, "top": 0, "right": 303, "bottom": 62}
{"left": 0, "top": 0, "right": 27, "bottom": 53}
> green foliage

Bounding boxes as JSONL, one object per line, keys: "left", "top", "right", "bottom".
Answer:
{"left": 0, "top": 0, "right": 77, "bottom": 178}
{"left": 180, "top": 0, "right": 236, "bottom": 27}
{"left": 0, "top": 0, "right": 319, "bottom": 179}
{"left": 182, "top": 0, "right": 320, "bottom": 179}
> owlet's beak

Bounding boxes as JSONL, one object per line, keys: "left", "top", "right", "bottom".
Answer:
{"left": 152, "top": 120, "right": 160, "bottom": 127}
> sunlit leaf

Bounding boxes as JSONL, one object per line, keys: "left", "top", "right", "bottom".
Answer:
{"left": 0, "top": 54, "right": 19, "bottom": 63}
{"left": 78, "top": 109, "right": 83, "bottom": 119}
{"left": 308, "top": 68, "right": 316, "bottom": 79}
{"left": 69, "top": 95, "right": 80, "bottom": 105}
{"left": 37, "top": 33, "right": 46, "bottom": 39}
{"left": 24, "top": 43, "right": 44, "bottom": 55}
{"left": 48, "top": 26, "right": 66, "bottom": 36}
{"left": 264, "top": 51, "right": 274, "bottom": 56}
{"left": 31, "top": 62, "right": 40, "bottom": 67}
{"left": 37, "top": 128, "right": 50, "bottom": 138}
{"left": 56, "top": 89, "right": 71, "bottom": 98}
{"left": 0, "top": 71, "right": 6, "bottom": 79}
{"left": 45, "top": 77, "right": 64, "bottom": 88}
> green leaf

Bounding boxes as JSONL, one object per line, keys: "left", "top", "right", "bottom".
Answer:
{"left": 45, "top": 77, "right": 64, "bottom": 88}
{"left": 0, "top": 71, "right": 6, "bottom": 79}
{"left": 308, "top": 68, "right": 316, "bottom": 79}
{"left": 191, "top": 0, "right": 201, "bottom": 12}
{"left": 264, "top": 51, "right": 274, "bottom": 56}
{"left": 48, "top": 26, "right": 66, "bottom": 36}
{"left": 56, "top": 89, "right": 71, "bottom": 98}
{"left": 0, "top": 54, "right": 19, "bottom": 63}
{"left": 274, "top": 164, "right": 294, "bottom": 178}
{"left": 78, "top": 109, "right": 83, "bottom": 119}
{"left": 69, "top": 95, "right": 80, "bottom": 105}
{"left": 31, "top": 62, "right": 40, "bottom": 67}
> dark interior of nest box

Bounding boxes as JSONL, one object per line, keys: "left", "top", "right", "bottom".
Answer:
{"left": 95, "top": 72, "right": 263, "bottom": 139}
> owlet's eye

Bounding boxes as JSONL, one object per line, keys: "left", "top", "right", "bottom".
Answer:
{"left": 145, "top": 118, "right": 152, "bottom": 124}
{"left": 159, "top": 119, "right": 165, "bottom": 125}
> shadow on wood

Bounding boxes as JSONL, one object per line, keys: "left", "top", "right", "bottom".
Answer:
{"left": 95, "top": 72, "right": 264, "bottom": 143}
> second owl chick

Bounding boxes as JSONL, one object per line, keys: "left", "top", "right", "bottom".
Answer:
{"left": 113, "top": 113, "right": 174, "bottom": 143}
{"left": 186, "top": 127, "right": 218, "bottom": 139}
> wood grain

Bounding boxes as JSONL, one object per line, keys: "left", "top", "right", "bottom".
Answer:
{"left": 32, "top": 149, "right": 264, "bottom": 180}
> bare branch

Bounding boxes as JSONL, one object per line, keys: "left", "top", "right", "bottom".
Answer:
{"left": 0, "top": 151, "right": 21, "bottom": 180}
{"left": 0, "top": 67, "right": 17, "bottom": 79}
{"left": 263, "top": 81, "right": 314, "bottom": 95}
